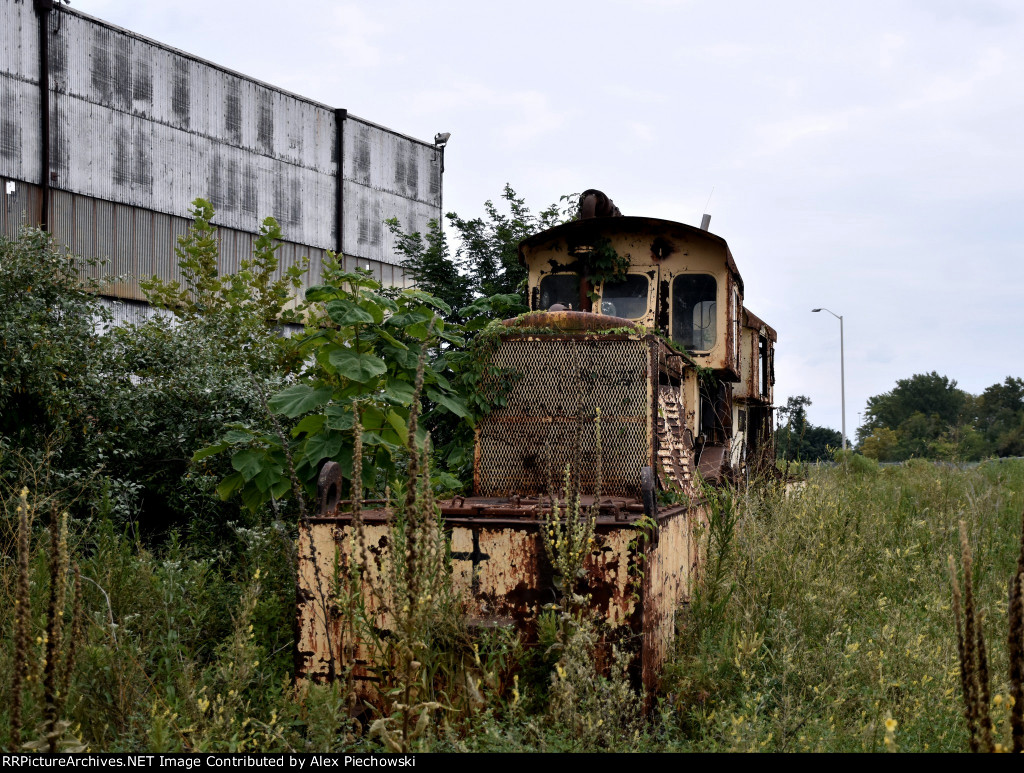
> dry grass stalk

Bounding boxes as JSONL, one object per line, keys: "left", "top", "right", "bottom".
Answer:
{"left": 950, "top": 520, "right": 993, "bottom": 753}
{"left": 1009, "top": 509, "right": 1024, "bottom": 753}
{"left": 10, "top": 488, "right": 34, "bottom": 749}
{"left": 60, "top": 565, "right": 83, "bottom": 705}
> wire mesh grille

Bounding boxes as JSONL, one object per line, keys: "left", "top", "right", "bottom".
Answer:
{"left": 476, "top": 336, "right": 651, "bottom": 497}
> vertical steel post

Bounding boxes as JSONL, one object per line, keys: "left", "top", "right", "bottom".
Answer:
{"left": 839, "top": 314, "right": 846, "bottom": 451}
{"left": 34, "top": 0, "right": 54, "bottom": 231}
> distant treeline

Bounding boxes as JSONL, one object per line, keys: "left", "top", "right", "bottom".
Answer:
{"left": 857, "top": 372, "right": 1023, "bottom": 462}
{"left": 777, "top": 373, "right": 1024, "bottom": 463}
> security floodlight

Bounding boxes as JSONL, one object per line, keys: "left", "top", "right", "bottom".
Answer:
{"left": 434, "top": 132, "right": 451, "bottom": 147}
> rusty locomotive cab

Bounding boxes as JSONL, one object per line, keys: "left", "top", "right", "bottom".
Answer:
{"left": 297, "top": 190, "right": 777, "bottom": 698}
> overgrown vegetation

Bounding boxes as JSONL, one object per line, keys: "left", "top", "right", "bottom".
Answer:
{"left": 775, "top": 395, "right": 843, "bottom": 463}
{"left": 858, "top": 372, "right": 1024, "bottom": 462}
{"left": 5, "top": 193, "right": 1024, "bottom": 752}
{"left": 663, "top": 459, "right": 1024, "bottom": 752}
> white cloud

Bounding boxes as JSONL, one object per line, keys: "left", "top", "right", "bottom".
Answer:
{"left": 326, "top": 4, "right": 390, "bottom": 69}
{"left": 898, "top": 47, "right": 1008, "bottom": 110}
{"left": 878, "top": 32, "right": 906, "bottom": 70}
{"left": 412, "top": 82, "right": 568, "bottom": 149}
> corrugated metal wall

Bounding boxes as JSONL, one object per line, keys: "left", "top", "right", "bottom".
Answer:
{"left": 0, "top": 2, "right": 437, "bottom": 296}
{"left": 2, "top": 178, "right": 413, "bottom": 297}
{"left": 343, "top": 118, "right": 443, "bottom": 265}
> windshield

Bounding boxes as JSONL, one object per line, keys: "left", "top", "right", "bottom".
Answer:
{"left": 600, "top": 274, "right": 649, "bottom": 319}
{"left": 539, "top": 274, "right": 580, "bottom": 310}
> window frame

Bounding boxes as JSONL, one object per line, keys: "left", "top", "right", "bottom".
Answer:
{"left": 597, "top": 272, "right": 652, "bottom": 320}
{"left": 670, "top": 272, "right": 719, "bottom": 352}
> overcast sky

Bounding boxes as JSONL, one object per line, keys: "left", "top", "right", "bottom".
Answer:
{"left": 83, "top": 0, "right": 1024, "bottom": 437}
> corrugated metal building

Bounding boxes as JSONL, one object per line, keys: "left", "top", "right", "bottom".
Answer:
{"left": 1, "top": 0, "right": 443, "bottom": 303}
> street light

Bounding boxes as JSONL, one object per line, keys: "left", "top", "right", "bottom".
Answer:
{"left": 811, "top": 308, "right": 846, "bottom": 451}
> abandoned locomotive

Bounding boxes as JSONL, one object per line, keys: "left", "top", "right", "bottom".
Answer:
{"left": 298, "top": 190, "right": 777, "bottom": 694}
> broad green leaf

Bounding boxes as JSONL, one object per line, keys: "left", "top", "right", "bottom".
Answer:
{"left": 325, "top": 404, "right": 355, "bottom": 431}
{"left": 401, "top": 289, "right": 452, "bottom": 315}
{"left": 292, "top": 414, "right": 326, "bottom": 437}
{"left": 360, "top": 404, "right": 387, "bottom": 432}
{"left": 357, "top": 298, "right": 386, "bottom": 324}
{"left": 373, "top": 294, "right": 399, "bottom": 313}
{"left": 302, "top": 430, "right": 344, "bottom": 467}
{"left": 253, "top": 463, "right": 285, "bottom": 494}
{"left": 296, "top": 328, "right": 330, "bottom": 347}
{"left": 379, "top": 428, "right": 405, "bottom": 448}
{"left": 231, "top": 449, "right": 265, "bottom": 482}
{"left": 406, "top": 321, "right": 432, "bottom": 340}
{"left": 305, "top": 285, "right": 340, "bottom": 302}
{"left": 386, "top": 307, "right": 434, "bottom": 328}
{"left": 222, "top": 429, "right": 254, "bottom": 444}
{"left": 375, "top": 328, "right": 409, "bottom": 350}
{"left": 256, "top": 433, "right": 284, "bottom": 449}
{"left": 362, "top": 431, "right": 392, "bottom": 448}
{"left": 432, "top": 471, "right": 463, "bottom": 492}
{"left": 216, "top": 472, "right": 245, "bottom": 500}
{"left": 384, "top": 379, "right": 416, "bottom": 406}
{"left": 439, "top": 329, "right": 466, "bottom": 347}
{"left": 426, "top": 368, "right": 452, "bottom": 390}
{"left": 465, "top": 315, "right": 493, "bottom": 332}
{"left": 241, "top": 484, "right": 267, "bottom": 512}
{"left": 192, "top": 442, "right": 227, "bottom": 462}
{"left": 385, "top": 409, "right": 410, "bottom": 444}
{"left": 381, "top": 344, "right": 420, "bottom": 371}
{"left": 427, "top": 388, "right": 469, "bottom": 418}
{"left": 326, "top": 299, "right": 375, "bottom": 326}
{"left": 268, "top": 385, "right": 333, "bottom": 418}
{"left": 327, "top": 270, "right": 381, "bottom": 289}
{"left": 328, "top": 349, "right": 388, "bottom": 383}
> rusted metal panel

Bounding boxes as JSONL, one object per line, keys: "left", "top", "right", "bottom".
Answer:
{"left": 475, "top": 334, "right": 654, "bottom": 498}
{"left": 297, "top": 498, "right": 705, "bottom": 698}
{"left": 3, "top": 181, "right": 348, "bottom": 302}
{"left": 0, "top": 0, "right": 39, "bottom": 84}
{"left": 520, "top": 216, "right": 743, "bottom": 379}
{"left": 343, "top": 118, "right": 441, "bottom": 204}
{"left": 0, "top": 0, "right": 39, "bottom": 186}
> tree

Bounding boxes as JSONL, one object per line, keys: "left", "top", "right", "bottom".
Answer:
{"left": 775, "top": 395, "right": 842, "bottom": 462}
{"left": 198, "top": 263, "right": 468, "bottom": 510}
{"left": 447, "top": 184, "right": 573, "bottom": 301}
{"left": 856, "top": 372, "right": 988, "bottom": 461}
{"left": 857, "top": 372, "right": 970, "bottom": 445}
{"left": 386, "top": 217, "right": 474, "bottom": 324}
{"left": 0, "top": 228, "right": 111, "bottom": 470}
{"left": 976, "top": 377, "right": 1024, "bottom": 456}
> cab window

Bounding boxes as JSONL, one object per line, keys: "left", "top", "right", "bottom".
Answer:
{"left": 599, "top": 274, "right": 649, "bottom": 319}
{"left": 539, "top": 274, "right": 580, "bottom": 310}
{"left": 672, "top": 275, "right": 717, "bottom": 350}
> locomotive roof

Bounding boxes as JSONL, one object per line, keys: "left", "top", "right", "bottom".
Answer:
{"left": 517, "top": 215, "right": 743, "bottom": 293}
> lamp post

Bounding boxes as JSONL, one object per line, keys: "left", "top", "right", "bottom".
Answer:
{"left": 812, "top": 308, "right": 846, "bottom": 451}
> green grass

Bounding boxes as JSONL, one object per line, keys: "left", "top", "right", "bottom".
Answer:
{"left": 659, "top": 457, "right": 1024, "bottom": 752}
